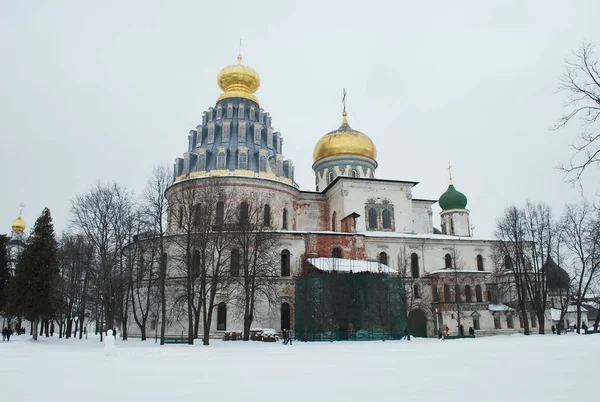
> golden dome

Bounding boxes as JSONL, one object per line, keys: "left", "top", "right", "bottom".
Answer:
{"left": 11, "top": 216, "right": 26, "bottom": 233}
{"left": 216, "top": 55, "right": 261, "bottom": 104}
{"left": 313, "top": 112, "right": 377, "bottom": 163}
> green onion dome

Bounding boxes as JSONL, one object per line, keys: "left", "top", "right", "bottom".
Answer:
{"left": 439, "top": 182, "right": 467, "bottom": 210}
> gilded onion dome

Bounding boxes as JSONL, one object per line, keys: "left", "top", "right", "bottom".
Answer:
{"left": 313, "top": 112, "right": 377, "bottom": 163}
{"left": 11, "top": 216, "right": 26, "bottom": 233}
{"left": 216, "top": 55, "right": 261, "bottom": 104}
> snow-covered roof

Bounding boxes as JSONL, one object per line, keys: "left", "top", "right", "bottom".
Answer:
{"left": 488, "top": 303, "right": 515, "bottom": 312}
{"left": 428, "top": 269, "right": 490, "bottom": 275}
{"left": 359, "top": 231, "right": 497, "bottom": 242}
{"left": 307, "top": 257, "right": 394, "bottom": 273}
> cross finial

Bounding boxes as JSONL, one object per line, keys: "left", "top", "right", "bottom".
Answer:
{"left": 237, "top": 39, "right": 242, "bottom": 64}
{"left": 447, "top": 162, "right": 453, "bottom": 184}
{"left": 19, "top": 202, "right": 25, "bottom": 216}
{"left": 342, "top": 88, "right": 347, "bottom": 113}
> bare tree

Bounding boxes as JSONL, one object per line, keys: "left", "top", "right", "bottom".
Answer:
{"left": 396, "top": 246, "right": 431, "bottom": 340}
{"left": 446, "top": 246, "right": 468, "bottom": 336}
{"left": 560, "top": 199, "right": 600, "bottom": 333}
{"left": 554, "top": 42, "right": 600, "bottom": 183}
{"left": 143, "top": 164, "right": 171, "bottom": 345}
{"left": 230, "top": 195, "right": 280, "bottom": 341}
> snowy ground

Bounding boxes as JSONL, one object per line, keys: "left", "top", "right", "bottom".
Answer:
{"left": 1, "top": 333, "right": 597, "bottom": 402}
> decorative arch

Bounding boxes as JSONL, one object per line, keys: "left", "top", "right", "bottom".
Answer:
{"left": 281, "top": 249, "right": 291, "bottom": 277}
{"left": 379, "top": 252, "right": 388, "bottom": 266}
{"left": 332, "top": 247, "right": 343, "bottom": 258}
{"left": 475, "top": 284, "right": 483, "bottom": 302}
{"left": 444, "top": 253, "right": 452, "bottom": 269}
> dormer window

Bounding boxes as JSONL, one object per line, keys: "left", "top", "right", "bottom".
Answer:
{"left": 259, "top": 155, "right": 267, "bottom": 172}
{"left": 238, "top": 121, "right": 246, "bottom": 143}
{"left": 249, "top": 106, "right": 255, "bottom": 121}
{"left": 258, "top": 108, "right": 264, "bottom": 123}
{"left": 238, "top": 151, "right": 248, "bottom": 170}
{"left": 276, "top": 159, "right": 283, "bottom": 176}
{"left": 227, "top": 103, "right": 233, "bottom": 118}
{"left": 254, "top": 125, "right": 261, "bottom": 145}
{"left": 216, "top": 105, "right": 222, "bottom": 120}
{"left": 208, "top": 123, "right": 215, "bottom": 144}
{"left": 197, "top": 151, "right": 206, "bottom": 171}
{"left": 208, "top": 108, "right": 214, "bottom": 121}
{"left": 267, "top": 127, "right": 273, "bottom": 149}
{"left": 222, "top": 121, "right": 231, "bottom": 142}
{"left": 217, "top": 150, "right": 227, "bottom": 169}
{"left": 238, "top": 103, "right": 245, "bottom": 119}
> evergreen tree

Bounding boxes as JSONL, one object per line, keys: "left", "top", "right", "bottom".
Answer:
{"left": 7, "top": 208, "right": 60, "bottom": 340}
{"left": 0, "top": 235, "right": 8, "bottom": 313}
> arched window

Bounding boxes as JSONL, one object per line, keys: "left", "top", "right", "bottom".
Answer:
{"left": 263, "top": 204, "right": 271, "bottom": 227}
{"left": 217, "top": 151, "right": 226, "bottom": 169}
{"left": 239, "top": 202, "right": 249, "bottom": 224}
{"left": 178, "top": 206, "right": 184, "bottom": 227}
{"left": 282, "top": 208, "right": 288, "bottom": 230}
{"left": 476, "top": 254, "right": 484, "bottom": 271}
{"left": 351, "top": 169, "right": 358, "bottom": 178}
{"left": 465, "top": 285, "right": 472, "bottom": 302}
{"left": 443, "top": 284, "right": 451, "bottom": 302}
{"left": 193, "top": 203, "right": 202, "bottom": 226}
{"left": 259, "top": 156, "right": 267, "bottom": 172}
{"left": 332, "top": 247, "right": 343, "bottom": 258}
{"left": 368, "top": 208, "right": 377, "bottom": 229}
{"left": 444, "top": 253, "right": 452, "bottom": 269}
{"left": 192, "top": 250, "right": 200, "bottom": 278}
{"left": 379, "top": 252, "right": 388, "bottom": 266}
{"left": 217, "top": 303, "right": 227, "bottom": 331}
{"left": 432, "top": 285, "right": 439, "bottom": 302}
{"left": 475, "top": 284, "right": 483, "bottom": 302}
{"left": 215, "top": 202, "right": 224, "bottom": 225}
{"left": 281, "top": 302, "right": 290, "bottom": 331}
{"left": 331, "top": 212, "right": 337, "bottom": 231}
{"left": 413, "top": 284, "right": 420, "bottom": 299}
{"left": 238, "top": 152, "right": 248, "bottom": 170}
{"left": 328, "top": 171, "right": 334, "bottom": 185}
{"left": 411, "top": 253, "right": 419, "bottom": 278}
{"left": 281, "top": 250, "right": 290, "bottom": 277}
{"left": 382, "top": 209, "right": 392, "bottom": 229}
{"left": 504, "top": 255, "right": 513, "bottom": 270}
{"left": 454, "top": 284, "right": 461, "bottom": 302}
{"left": 230, "top": 249, "right": 239, "bottom": 277}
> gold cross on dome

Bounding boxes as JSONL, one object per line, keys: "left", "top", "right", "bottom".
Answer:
{"left": 342, "top": 88, "right": 347, "bottom": 113}
{"left": 447, "top": 163, "right": 453, "bottom": 184}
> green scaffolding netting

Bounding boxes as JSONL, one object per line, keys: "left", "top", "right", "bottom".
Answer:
{"left": 294, "top": 271, "right": 407, "bottom": 341}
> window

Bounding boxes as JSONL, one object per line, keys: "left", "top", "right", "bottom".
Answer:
{"left": 382, "top": 209, "right": 392, "bottom": 229}
{"left": 281, "top": 250, "right": 290, "bottom": 277}
{"left": 282, "top": 208, "right": 288, "bottom": 230}
{"left": 263, "top": 204, "right": 271, "bottom": 227}
{"left": 475, "top": 285, "right": 483, "bottom": 302}
{"left": 504, "top": 255, "right": 513, "bottom": 270}
{"left": 454, "top": 284, "right": 461, "bottom": 302}
{"left": 222, "top": 122, "right": 230, "bottom": 142}
{"left": 476, "top": 254, "right": 484, "bottom": 271}
{"left": 332, "top": 212, "right": 337, "bottom": 231}
{"left": 217, "top": 303, "right": 227, "bottom": 331}
{"left": 444, "top": 253, "right": 452, "bottom": 269}
{"left": 465, "top": 285, "right": 472, "bottom": 302}
{"left": 216, "top": 105, "right": 222, "bottom": 120}
{"left": 328, "top": 171, "right": 334, "bottom": 185}
{"left": 507, "top": 315, "right": 514, "bottom": 329}
{"left": 178, "top": 206, "right": 183, "bottom": 227}
{"left": 217, "top": 151, "right": 226, "bottom": 169}
{"left": 215, "top": 202, "right": 224, "bottom": 225}
{"left": 332, "top": 247, "right": 343, "bottom": 258}
{"left": 259, "top": 156, "right": 267, "bottom": 172}
{"left": 368, "top": 208, "right": 377, "bottom": 229}
{"left": 227, "top": 103, "right": 233, "bottom": 118}
{"left": 197, "top": 153, "right": 206, "bottom": 171}
{"left": 276, "top": 160, "right": 283, "bottom": 176}
{"left": 351, "top": 169, "right": 358, "bottom": 178}
{"left": 258, "top": 108, "right": 263, "bottom": 122}
{"left": 450, "top": 217, "right": 455, "bottom": 234}
{"left": 230, "top": 249, "right": 239, "bottom": 277}
{"left": 443, "top": 284, "right": 451, "bottom": 302}
{"left": 413, "top": 284, "right": 420, "bottom": 299}
{"left": 254, "top": 125, "right": 261, "bottom": 144}
{"left": 411, "top": 253, "right": 419, "bottom": 278}
{"left": 486, "top": 290, "right": 492, "bottom": 302}
{"left": 238, "top": 103, "right": 244, "bottom": 119}
{"left": 239, "top": 202, "right": 249, "bottom": 224}
{"left": 192, "top": 250, "right": 200, "bottom": 278}
{"left": 379, "top": 252, "right": 388, "bottom": 266}
{"left": 473, "top": 317, "right": 480, "bottom": 330}
{"left": 432, "top": 285, "right": 439, "bottom": 302}
{"left": 494, "top": 315, "right": 501, "bottom": 329}
{"left": 238, "top": 121, "right": 246, "bottom": 142}
{"left": 208, "top": 123, "right": 215, "bottom": 143}
{"left": 193, "top": 203, "right": 202, "bottom": 226}
{"left": 249, "top": 106, "right": 255, "bottom": 121}
{"left": 238, "top": 152, "right": 248, "bottom": 170}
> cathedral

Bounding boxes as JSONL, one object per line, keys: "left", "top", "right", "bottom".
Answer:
{"left": 149, "top": 53, "right": 551, "bottom": 340}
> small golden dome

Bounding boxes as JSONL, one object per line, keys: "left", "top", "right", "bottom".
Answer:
{"left": 11, "top": 216, "right": 26, "bottom": 233}
{"left": 216, "top": 55, "right": 261, "bottom": 104}
{"left": 313, "top": 112, "right": 377, "bottom": 163}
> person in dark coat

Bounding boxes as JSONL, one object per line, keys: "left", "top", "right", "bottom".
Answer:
{"left": 468, "top": 326, "right": 475, "bottom": 336}
{"left": 282, "top": 329, "right": 289, "bottom": 345}
{"left": 6, "top": 328, "right": 13, "bottom": 341}
{"left": 551, "top": 325, "right": 556, "bottom": 334}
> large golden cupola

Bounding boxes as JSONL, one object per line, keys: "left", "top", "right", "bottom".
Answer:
{"left": 216, "top": 55, "right": 261, "bottom": 104}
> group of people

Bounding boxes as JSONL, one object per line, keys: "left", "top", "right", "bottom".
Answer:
{"left": 281, "top": 329, "right": 292, "bottom": 345}
{"left": 2, "top": 327, "right": 14, "bottom": 341}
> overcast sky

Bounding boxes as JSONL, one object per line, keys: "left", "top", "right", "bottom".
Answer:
{"left": 1, "top": 0, "right": 599, "bottom": 238}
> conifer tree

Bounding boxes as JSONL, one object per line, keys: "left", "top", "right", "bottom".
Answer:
{"left": 8, "top": 208, "right": 60, "bottom": 340}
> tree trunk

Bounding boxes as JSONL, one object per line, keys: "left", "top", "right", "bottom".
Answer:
{"left": 538, "top": 313, "right": 545, "bottom": 335}
{"left": 576, "top": 306, "right": 582, "bottom": 334}
{"left": 32, "top": 321, "right": 38, "bottom": 341}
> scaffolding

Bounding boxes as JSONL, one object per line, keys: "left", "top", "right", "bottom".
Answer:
{"left": 294, "top": 260, "right": 406, "bottom": 341}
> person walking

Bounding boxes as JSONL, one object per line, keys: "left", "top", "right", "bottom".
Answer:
{"left": 468, "top": 326, "right": 475, "bottom": 337}
{"left": 287, "top": 328, "right": 293, "bottom": 345}
{"left": 282, "top": 329, "right": 289, "bottom": 345}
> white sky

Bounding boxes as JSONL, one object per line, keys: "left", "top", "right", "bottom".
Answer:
{"left": 1, "top": 0, "right": 599, "bottom": 238}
